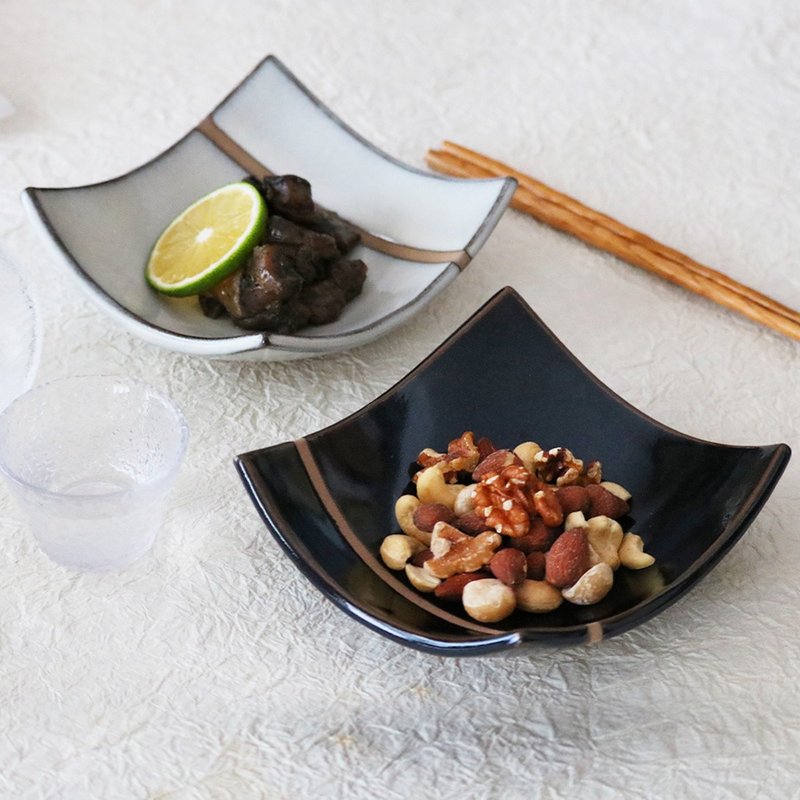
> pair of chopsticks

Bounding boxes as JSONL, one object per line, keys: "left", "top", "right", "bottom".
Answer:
{"left": 426, "top": 141, "right": 800, "bottom": 343}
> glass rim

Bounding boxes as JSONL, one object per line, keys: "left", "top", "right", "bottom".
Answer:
{"left": 0, "top": 373, "right": 190, "bottom": 502}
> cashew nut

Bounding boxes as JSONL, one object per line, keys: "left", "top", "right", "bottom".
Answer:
{"left": 515, "top": 579, "right": 563, "bottom": 613}
{"left": 405, "top": 563, "right": 441, "bottom": 593}
{"left": 586, "top": 515, "right": 624, "bottom": 570}
{"left": 453, "top": 484, "right": 478, "bottom": 516}
{"left": 618, "top": 532, "right": 655, "bottom": 569}
{"left": 600, "top": 481, "right": 632, "bottom": 502}
{"left": 587, "top": 542, "right": 603, "bottom": 567}
{"left": 562, "top": 562, "right": 614, "bottom": 605}
{"left": 416, "top": 466, "right": 464, "bottom": 509}
{"left": 564, "top": 510, "right": 589, "bottom": 531}
{"left": 394, "top": 494, "right": 430, "bottom": 545}
{"left": 513, "top": 441, "right": 542, "bottom": 473}
{"left": 462, "top": 578, "right": 517, "bottom": 622}
{"left": 380, "top": 534, "right": 425, "bottom": 570}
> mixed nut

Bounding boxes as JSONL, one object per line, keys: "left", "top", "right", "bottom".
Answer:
{"left": 379, "top": 432, "right": 655, "bottom": 623}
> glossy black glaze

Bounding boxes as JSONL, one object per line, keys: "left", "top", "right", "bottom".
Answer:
{"left": 236, "top": 287, "right": 790, "bottom": 655}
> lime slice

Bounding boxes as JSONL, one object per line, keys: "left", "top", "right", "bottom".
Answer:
{"left": 145, "top": 181, "right": 266, "bottom": 296}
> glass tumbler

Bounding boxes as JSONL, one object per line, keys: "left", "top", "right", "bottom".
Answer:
{"left": 0, "top": 376, "right": 189, "bottom": 571}
{"left": 0, "top": 248, "right": 41, "bottom": 414}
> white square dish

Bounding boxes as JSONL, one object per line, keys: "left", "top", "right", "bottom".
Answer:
{"left": 23, "top": 56, "right": 515, "bottom": 360}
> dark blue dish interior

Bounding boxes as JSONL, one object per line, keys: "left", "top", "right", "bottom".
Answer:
{"left": 236, "top": 287, "right": 790, "bottom": 655}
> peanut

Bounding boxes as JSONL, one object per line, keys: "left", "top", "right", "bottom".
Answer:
{"left": 462, "top": 578, "right": 517, "bottom": 623}
{"left": 515, "top": 579, "right": 563, "bottom": 613}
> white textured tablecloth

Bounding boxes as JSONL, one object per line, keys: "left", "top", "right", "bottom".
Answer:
{"left": 2, "top": 2, "right": 800, "bottom": 797}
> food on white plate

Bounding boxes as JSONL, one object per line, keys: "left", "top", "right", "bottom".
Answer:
{"left": 146, "top": 174, "right": 367, "bottom": 333}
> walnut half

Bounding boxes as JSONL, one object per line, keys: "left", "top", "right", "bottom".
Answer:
{"left": 423, "top": 524, "right": 502, "bottom": 579}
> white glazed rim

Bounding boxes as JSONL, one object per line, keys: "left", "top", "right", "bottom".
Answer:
{"left": 0, "top": 374, "right": 190, "bottom": 502}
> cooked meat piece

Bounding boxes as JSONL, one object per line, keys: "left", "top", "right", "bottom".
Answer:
{"left": 302, "top": 206, "right": 361, "bottom": 254}
{"left": 265, "top": 215, "right": 339, "bottom": 257}
{"left": 308, "top": 286, "right": 347, "bottom": 325}
{"left": 273, "top": 300, "right": 311, "bottom": 333}
{"left": 299, "top": 279, "right": 348, "bottom": 325}
{"left": 232, "top": 301, "right": 284, "bottom": 330}
{"left": 263, "top": 215, "right": 310, "bottom": 246}
{"left": 293, "top": 248, "right": 326, "bottom": 284}
{"left": 261, "top": 175, "right": 314, "bottom": 218}
{"left": 329, "top": 258, "right": 367, "bottom": 301}
{"left": 199, "top": 246, "right": 308, "bottom": 331}
{"left": 198, "top": 294, "right": 227, "bottom": 319}
{"left": 264, "top": 216, "right": 340, "bottom": 283}
{"left": 297, "top": 236, "right": 340, "bottom": 282}
{"left": 234, "top": 299, "right": 311, "bottom": 334}
{"left": 256, "top": 172, "right": 360, "bottom": 254}
{"left": 200, "top": 269, "right": 245, "bottom": 319}
{"left": 239, "top": 244, "right": 302, "bottom": 317}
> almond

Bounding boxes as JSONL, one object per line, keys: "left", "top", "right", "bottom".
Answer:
{"left": 476, "top": 436, "right": 497, "bottom": 461}
{"left": 509, "top": 518, "right": 559, "bottom": 553}
{"left": 434, "top": 571, "right": 491, "bottom": 601}
{"left": 525, "top": 551, "right": 546, "bottom": 581}
{"left": 555, "top": 485, "right": 590, "bottom": 515}
{"left": 489, "top": 548, "right": 527, "bottom": 586}
{"left": 413, "top": 502, "right": 456, "bottom": 532}
{"left": 409, "top": 548, "right": 433, "bottom": 567}
{"left": 453, "top": 511, "right": 490, "bottom": 535}
{"left": 545, "top": 529, "right": 590, "bottom": 588}
{"left": 586, "top": 484, "right": 630, "bottom": 519}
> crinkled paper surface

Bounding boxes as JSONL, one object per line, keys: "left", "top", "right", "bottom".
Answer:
{"left": 0, "top": 94, "right": 13, "bottom": 121}
{"left": 1, "top": 2, "right": 799, "bottom": 798}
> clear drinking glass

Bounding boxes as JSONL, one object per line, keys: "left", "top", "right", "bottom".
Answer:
{"left": 0, "top": 248, "right": 41, "bottom": 414}
{"left": 0, "top": 376, "right": 189, "bottom": 571}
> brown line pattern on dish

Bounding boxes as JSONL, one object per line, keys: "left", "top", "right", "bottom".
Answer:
{"left": 585, "top": 621, "right": 604, "bottom": 644}
{"left": 197, "top": 116, "right": 470, "bottom": 268}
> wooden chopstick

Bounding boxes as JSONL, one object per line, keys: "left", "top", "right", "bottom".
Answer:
{"left": 426, "top": 142, "right": 800, "bottom": 343}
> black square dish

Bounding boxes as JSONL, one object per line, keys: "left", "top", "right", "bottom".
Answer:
{"left": 236, "top": 287, "right": 790, "bottom": 655}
